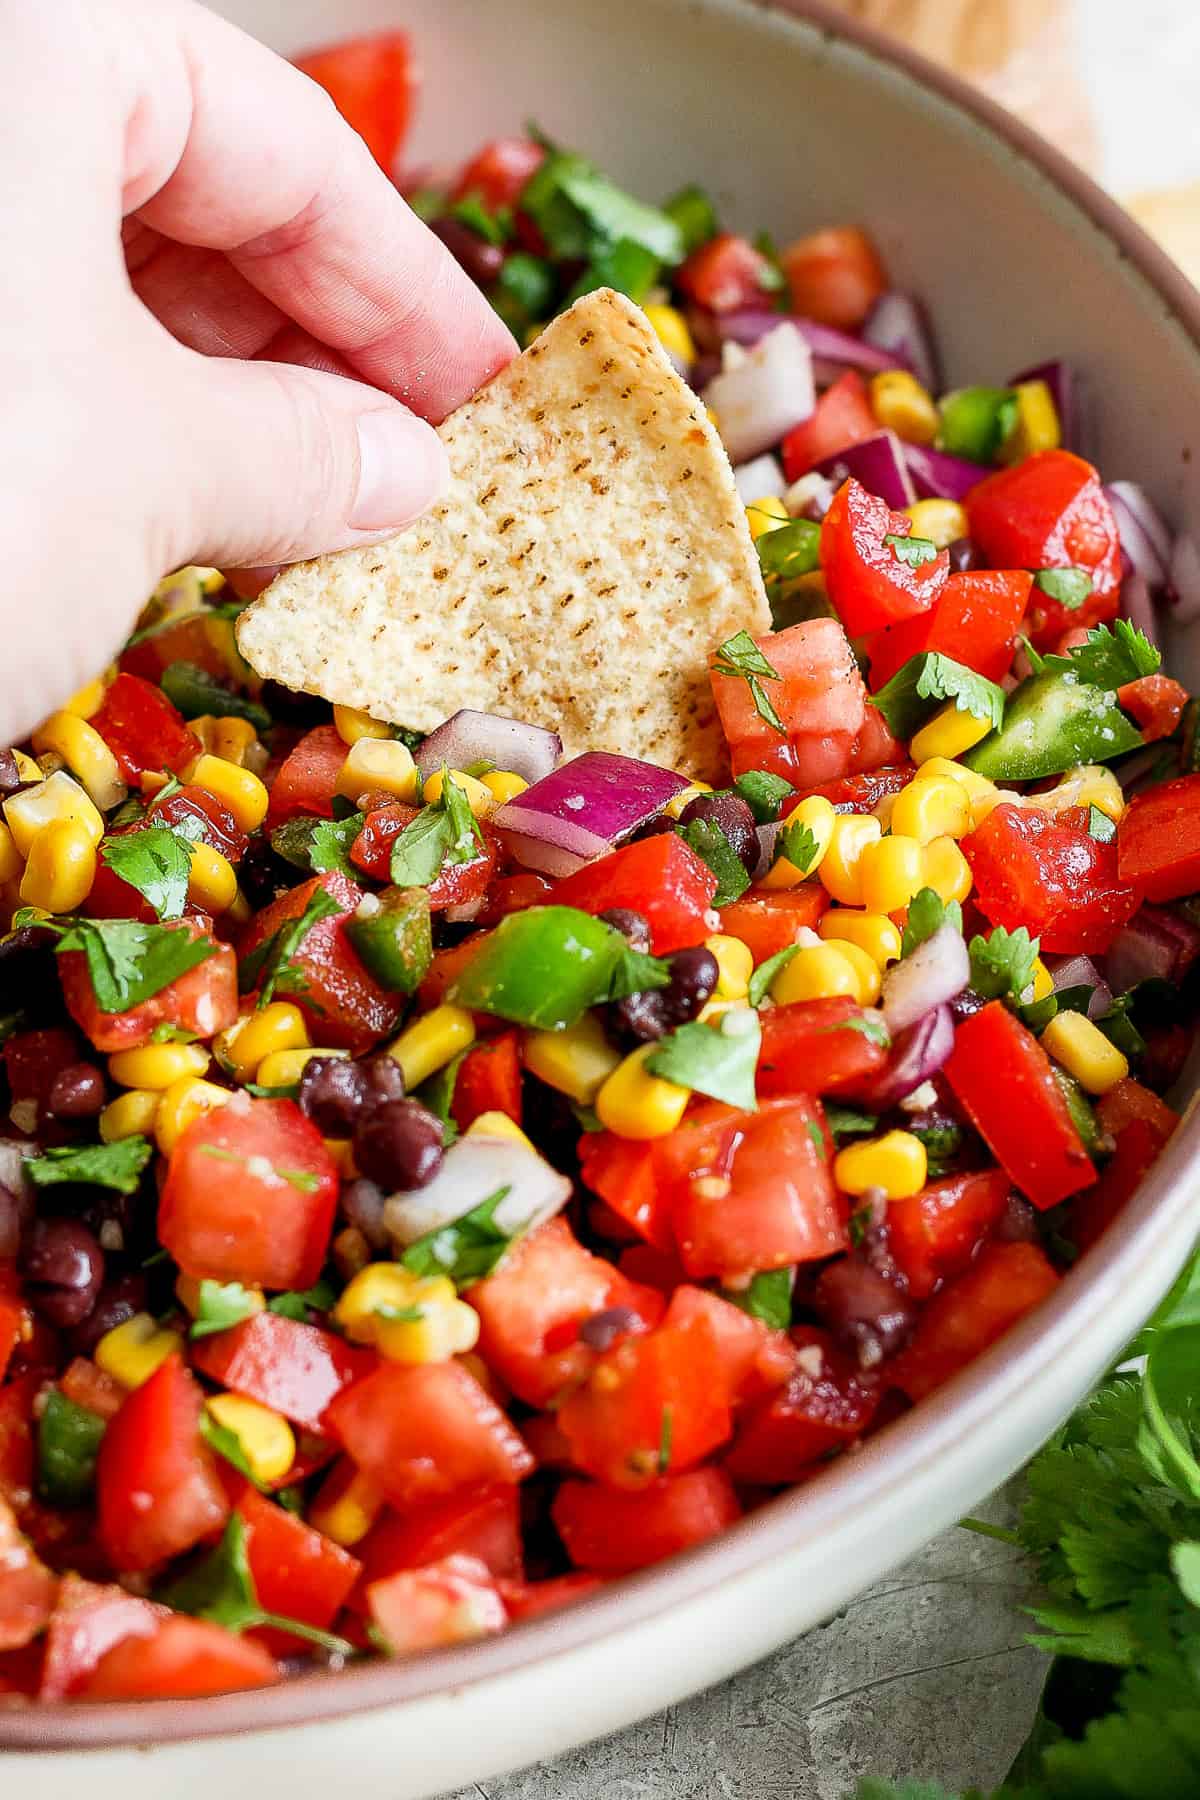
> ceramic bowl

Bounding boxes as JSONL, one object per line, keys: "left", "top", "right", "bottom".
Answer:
{"left": 8, "top": 2, "right": 1200, "bottom": 1792}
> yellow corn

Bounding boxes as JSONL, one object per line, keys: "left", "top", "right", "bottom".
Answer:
{"left": 762, "top": 793, "right": 836, "bottom": 888}
{"left": 99, "top": 1088, "right": 160, "bottom": 1143}
{"left": 324, "top": 1139, "right": 358, "bottom": 1180}
{"left": 770, "top": 942, "right": 864, "bottom": 1006}
{"left": 152, "top": 566, "right": 205, "bottom": 608}
{"left": 197, "top": 567, "right": 225, "bottom": 594}
{"left": 706, "top": 934, "right": 754, "bottom": 1001}
{"left": 916, "top": 758, "right": 1003, "bottom": 828}
{"left": 834, "top": 1129, "right": 928, "bottom": 1200}
{"left": 309, "top": 1462, "right": 385, "bottom": 1547}
{"left": 186, "top": 753, "right": 269, "bottom": 832}
{"left": 206, "top": 1394, "right": 296, "bottom": 1485}
{"left": 890, "top": 774, "right": 971, "bottom": 844}
{"left": 334, "top": 1263, "right": 480, "bottom": 1364}
{"left": 825, "top": 938, "right": 883, "bottom": 1003}
{"left": 1024, "top": 764, "right": 1125, "bottom": 825}
{"left": 921, "top": 835, "right": 974, "bottom": 904}
{"left": 226, "top": 888, "right": 252, "bottom": 928}
{"left": 31, "top": 712, "right": 126, "bottom": 812}
{"left": 4, "top": 770, "right": 103, "bottom": 856}
{"left": 154, "top": 1077, "right": 231, "bottom": 1155}
{"left": 108, "top": 1041, "right": 210, "bottom": 1092}
{"left": 1000, "top": 379, "right": 1060, "bottom": 464}
{"left": 333, "top": 704, "right": 392, "bottom": 746}
{"left": 215, "top": 1002, "right": 310, "bottom": 1082}
{"left": 482, "top": 769, "right": 529, "bottom": 806}
{"left": 1030, "top": 958, "right": 1054, "bottom": 1004}
{"left": 465, "top": 1110, "right": 536, "bottom": 1149}
{"left": 869, "top": 369, "right": 939, "bottom": 445}
{"left": 18, "top": 819, "right": 95, "bottom": 914}
{"left": 910, "top": 703, "right": 993, "bottom": 765}
{"left": 745, "top": 494, "right": 790, "bottom": 542}
{"left": 11, "top": 750, "right": 39, "bottom": 783}
{"left": 386, "top": 1005, "right": 475, "bottom": 1090}
{"left": 817, "top": 812, "right": 882, "bottom": 906}
{"left": 522, "top": 1013, "right": 621, "bottom": 1105}
{"left": 902, "top": 498, "right": 969, "bottom": 549}
{"left": 211, "top": 718, "right": 259, "bottom": 768}
{"left": 335, "top": 737, "right": 418, "bottom": 805}
{"left": 595, "top": 1042, "right": 690, "bottom": 1140}
{"left": 819, "top": 909, "right": 902, "bottom": 970}
{"left": 256, "top": 1045, "right": 345, "bottom": 1089}
{"left": 175, "top": 1273, "right": 265, "bottom": 1321}
{"left": 663, "top": 779, "right": 713, "bottom": 821}
{"left": 0, "top": 823, "right": 22, "bottom": 885}
{"left": 186, "top": 716, "right": 220, "bottom": 757}
{"left": 643, "top": 303, "right": 696, "bottom": 365}
{"left": 858, "top": 834, "right": 925, "bottom": 916}
{"left": 186, "top": 841, "right": 238, "bottom": 914}
{"left": 421, "top": 767, "right": 495, "bottom": 818}
{"left": 95, "top": 1313, "right": 184, "bottom": 1390}
{"left": 1042, "top": 1010, "right": 1129, "bottom": 1095}
{"left": 60, "top": 676, "right": 108, "bottom": 720}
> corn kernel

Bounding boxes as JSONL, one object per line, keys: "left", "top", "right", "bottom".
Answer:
{"left": 859, "top": 834, "right": 925, "bottom": 915}
{"left": 818, "top": 910, "right": 902, "bottom": 968}
{"left": 0, "top": 823, "right": 22, "bottom": 886}
{"left": 215, "top": 1002, "right": 310, "bottom": 1082}
{"left": 770, "top": 942, "right": 863, "bottom": 1006}
{"left": 482, "top": 769, "right": 529, "bottom": 806}
{"left": 152, "top": 566, "right": 205, "bottom": 609}
{"left": 828, "top": 938, "right": 884, "bottom": 1003}
{"left": 763, "top": 794, "right": 836, "bottom": 888}
{"left": 186, "top": 715, "right": 219, "bottom": 757}
{"left": 420, "top": 767, "right": 495, "bottom": 818}
{"left": 19, "top": 819, "right": 96, "bottom": 914}
{"left": 465, "top": 1110, "right": 536, "bottom": 1149}
{"left": 197, "top": 567, "right": 225, "bottom": 594}
{"left": 1025, "top": 764, "right": 1125, "bottom": 825}
{"left": 186, "top": 840, "right": 238, "bottom": 914}
{"left": 901, "top": 498, "right": 969, "bottom": 549}
{"left": 333, "top": 704, "right": 392, "bottom": 745}
{"left": 60, "top": 676, "right": 108, "bottom": 720}
{"left": 1000, "top": 379, "right": 1060, "bottom": 464}
{"left": 1030, "top": 958, "right": 1054, "bottom": 1004}
{"left": 890, "top": 774, "right": 971, "bottom": 844}
{"left": 207, "top": 1394, "right": 296, "bottom": 1485}
{"left": 834, "top": 1129, "right": 927, "bottom": 1200}
{"left": 916, "top": 758, "right": 1003, "bottom": 828}
{"left": 1042, "top": 1010, "right": 1129, "bottom": 1095}
{"left": 255, "top": 1045, "right": 345, "bottom": 1089}
{"left": 817, "top": 812, "right": 882, "bottom": 906}
{"left": 522, "top": 1013, "right": 621, "bottom": 1104}
{"left": 335, "top": 737, "right": 418, "bottom": 805}
{"left": 31, "top": 713, "right": 126, "bottom": 813}
{"left": 4, "top": 770, "right": 103, "bottom": 856}
{"left": 643, "top": 303, "right": 696, "bottom": 365}
{"left": 211, "top": 718, "right": 259, "bottom": 768}
{"left": 226, "top": 888, "right": 252, "bottom": 928}
{"left": 175, "top": 1273, "right": 265, "bottom": 1320}
{"left": 706, "top": 934, "right": 754, "bottom": 1001}
{"left": 921, "top": 835, "right": 974, "bottom": 905}
{"left": 386, "top": 1005, "right": 475, "bottom": 1090}
{"left": 310, "top": 1460, "right": 385, "bottom": 1547}
{"left": 108, "top": 1041, "right": 210, "bottom": 1091}
{"left": 663, "top": 779, "right": 713, "bottom": 821}
{"left": 99, "top": 1088, "right": 161, "bottom": 1143}
{"left": 155, "top": 1077, "right": 231, "bottom": 1155}
{"left": 745, "top": 494, "right": 790, "bottom": 542}
{"left": 869, "top": 369, "right": 939, "bottom": 445}
{"left": 95, "top": 1313, "right": 184, "bottom": 1389}
{"left": 911, "top": 703, "right": 992, "bottom": 765}
{"left": 335, "top": 1263, "right": 480, "bottom": 1364}
{"left": 186, "top": 753, "right": 269, "bottom": 832}
{"left": 595, "top": 1042, "right": 690, "bottom": 1140}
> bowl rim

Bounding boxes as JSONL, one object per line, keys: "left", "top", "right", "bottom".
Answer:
{"left": 10, "top": 0, "right": 1200, "bottom": 1753}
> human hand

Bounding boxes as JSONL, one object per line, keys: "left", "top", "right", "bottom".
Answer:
{"left": 0, "top": 0, "right": 515, "bottom": 740}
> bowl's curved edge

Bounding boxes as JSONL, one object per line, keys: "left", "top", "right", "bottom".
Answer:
{"left": 8, "top": 0, "right": 1200, "bottom": 1754}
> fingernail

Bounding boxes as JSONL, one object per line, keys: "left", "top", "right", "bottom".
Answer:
{"left": 351, "top": 409, "right": 448, "bottom": 531}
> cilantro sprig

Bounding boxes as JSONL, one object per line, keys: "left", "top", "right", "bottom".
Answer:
{"left": 872, "top": 651, "right": 1006, "bottom": 742}
{"left": 390, "top": 768, "right": 486, "bottom": 888}
{"left": 646, "top": 1008, "right": 761, "bottom": 1110}
{"left": 401, "top": 1186, "right": 515, "bottom": 1288}
{"left": 26, "top": 1136, "right": 153, "bottom": 1195}
{"left": 900, "top": 888, "right": 964, "bottom": 959}
{"left": 1038, "top": 619, "right": 1162, "bottom": 689}
{"left": 159, "top": 1515, "right": 352, "bottom": 1656}
{"left": 15, "top": 912, "right": 218, "bottom": 1013}
{"left": 712, "top": 629, "right": 786, "bottom": 734}
{"left": 238, "top": 886, "right": 341, "bottom": 1009}
{"left": 676, "top": 817, "right": 751, "bottom": 906}
{"left": 968, "top": 924, "right": 1041, "bottom": 1008}
{"left": 100, "top": 824, "right": 205, "bottom": 921}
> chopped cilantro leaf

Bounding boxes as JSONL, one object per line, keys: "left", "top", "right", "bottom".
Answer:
{"left": 1087, "top": 804, "right": 1117, "bottom": 843}
{"left": 1033, "top": 566, "right": 1094, "bottom": 609}
{"left": 100, "top": 825, "right": 196, "bottom": 921}
{"left": 883, "top": 531, "right": 939, "bottom": 569}
{"left": 1040, "top": 619, "right": 1162, "bottom": 688}
{"left": 449, "top": 191, "right": 513, "bottom": 245}
{"left": 824, "top": 1104, "right": 879, "bottom": 1143}
{"left": 519, "top": 151, "right": 684, "bottom": 265}
{"left": 805, "top": 1118, "right": 827, "bottom": 1159}
{"left": 267, "top": 1280, "right": 336, "bottom": 1322}
{"left": 189, "top": 1280, "right": 262, "bottom": 1340}
{"left": 901, "top": 888, "right": 963, "bottom": 958}
{"left": 777, "top": 817, "right": 818, "bottom": 876}
{"left": 26, "top": 1135, "right": 152, "bottom": 1195}
{"left": 661, "top": 183, "right": 717, "bottom": 256}
{"left": 1097, "top": 993, "right": 1146, "bottom": 1061}
{"left": 46, "top": 917, "right": 217, "bottom": 1013}
{"left": 389, "top": 768, "right": 485, "bottom": 888}
{"left": 308, "top": 815, "right": 364, "bottom": 877}
{"left": 733, "top": 770, "right": 795, "bottom": 823}
{"left": 910, "top": 1120, "right": 962, "bottom": 1178}
{"left": 238, "top": 887, "right": 341, "bottom": 1009}
{"left": 646, "top": 1009, "right": 761, "bottom": 1110}
{"left": 968, "top": 924, "right": 1040, "bottom": 1007}
{"left": 676, "top": 817, "right": 751, "bottom": 906}
{"left": 158, "top": 1514, "right": 352, "bottom": 1656}
{"left": 828, "top": 1012, "right": 890, "bottom": 1047}
{"left": 723, "top": 1267, "right": 793, "bottom": 1330}
{"left": 401, "top": 1186, "right": 515, "bottom": 1288}
{"left": 160, "top": 662, "right": 271, "bottom": 731}
{"left": 748, "top": 944, "right": 801, "bottom": 1009}
{"left": 873, "top": 651, "right": 1006, "bottom": 741}
{"left": 711, "top": 629, "right": 786, "bottom": 734}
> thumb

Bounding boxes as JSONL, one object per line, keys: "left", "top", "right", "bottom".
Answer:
{"left": 151, "top": 341, "right": 450, "bottom": 573}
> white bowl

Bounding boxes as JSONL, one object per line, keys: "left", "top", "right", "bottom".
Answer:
{"left": 9, "top": 2, "right": 1200, "bottom": 1792}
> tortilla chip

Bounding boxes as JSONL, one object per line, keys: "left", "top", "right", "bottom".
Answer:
{"left": 235, "top": 288, "right": 769, "bottom": 779}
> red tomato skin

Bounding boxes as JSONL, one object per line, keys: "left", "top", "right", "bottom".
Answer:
{"left": 944, "top": 1002, "right": 1096, "bottom": 1209}
{"left": 724, "top": 1330, "right": 880, "bottom": 1482}
{"left": 355, "top": 1485, "right": 523, "bottom": 1604}
{"left": 450, "top": 1031, "right": 523, "bottom": 1131}
{"left": 350, "top": 803, "right": 500, "bottom": 909}
{"left": 499, "top": 1573, "right": 604, "bottom": 1621}
{"left": 718, "top": 885, "right": 830, "bottom": 962}
{"left": 453, "top": 136, "right": 546, "bottom": 209}
{"left": 294, "top": 31, "right": 415, "bottom": 171}
{"left": 266, "top": 723, "right": 347, "bottom": 826}
{"left": 558, "top": 1322, "right": 732, "bottom": 1489}
{"left": 757, "top": 996, "right": 890, "bottom": 1099}
{"left": 795, "top": 764, "right": 915, "bottom": 814}
{"left": 59, "top": 919, "right": 238, "bottom": 1052}
{"left": 962, "top": 802, "right": 1142, "bottom": 955}
{"left": 150, "top": 784, "right": 248, "bottom": 862}
{"left": 676, "top": 232, "right": 776, "bottom": 313}
{"left": 159, "top": 1096, "right": 339, "bottom": 1292}
{"left": 366, "top": 1554, "right": 507, "bottom": 1654}
{"left": 477, "top": 872, "right": 555, "bottom": 926}
{"left": 867, "top": 569, "right": 1031, "bottom": 690}
{"left": 58, "top": 1357, "right": 125, "bottom": 1421}
{"left": 1117, "top": 674, "right": 1188, "bottom": 742}
{"left": 884, "top": 1170, "right": 1012, "bottom": 1299}
{"left": 39, "top": 1574, "right": 166, "bottom": 1700}
{"left": 889, "top": 1241, "right": 1060, "bottom": 1401}
{"left": 96, "top": 1354, "right": 229, "bottom": 1574}
{"left": 845, "top": 702, "right": 904, "bottom": 775}
{"left": 578, "top": 1132, "right": 671, "bottom": 1252}
{"left": 780, "top": 225, "right": 887, "bottom": 330}
{"left": 89, "top": 673, "right": 200, "bottom": 780}
{"left": 230, "top": 1481, "right": 361, "bottom": 1656}
{"left": 780, "top": 370, "right": 878, "bottom": 481}
{"left": 1069, "top": 1078, "right": 1180, "bottom": 1251}
{"left": 552, "top": 1469, "right": 741, "bottom": 1574}
{"left": 1118, "top": 775, "right": 1200, "bottom": 903}
{"left": 0, "top": 1496, "right": 57, "bottom": 1651}
{"left": 552, "top": 834, "right": 717, "bottom": 954}
{"left": 190, "top": 1312, "right": 374, "bottom": 1434}
{"left": 821, "top": 478, "right": 949, "bottom": 637}
{"left": 0, "top": 1376, "right": 37, "bottom": 1507}
{"left": 80, "top": 1615, "right": 280, "bottom": 1700}
{"left": 710, "top": 618, "right": 868, "bottom": 789}
{"left": 327, "top": 1360, "right": 535, "bottom": 1509}
{"left": 0, "top": 1268, "right": 25, "bottom": 1387}
{"left": 120, "top": 611, "right": 233, "bottom": 685}
{"left": 661, "top": 1285, "right": 795, "bottom": 1403}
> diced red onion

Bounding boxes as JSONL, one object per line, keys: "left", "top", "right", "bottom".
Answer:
{"left": 384, "top": 1135, "right": 572, "bottom": 1250}
{"left": 785, "top": 471, "right": 837, "bottom": 522}
{"left": 0, "top": 1139, "right": 32, "bottom": 1198}
{"left": 416, "top": 710, "right": 562, "bottom": 785}
{"left": 1103, "top": 906, "right": 1200, "bottom": 995}
{"left": 815, "top": 431, "right": 915, "bottom": 512}
{"left": 707, "top": 307, "right": 908, "bottom": 379}
{"left": 862, "top": 292, "right": 940, "bottom": 394}
{"left": 733, "top": 454, "right": 787, "bottom": 503}
{"left": 493, "top": 751, "right": 688, "bottom": 877}
{"left": 1105, "top": 482, "right": 1173, "bottom": 590}
{"left": 753, "top": 821, "right": 781, "bottom": 881}
{"left": 1119, "top": 572, "right": 1159, "bottom": 649}
{"left": 1045, "top": 954, "right": 1113, "bottom": 1020}
{"left": 1170, "top": 534, "right": 1200, "bottom": 624}
{"left": 881, "top": 923, "right": 970, "bottom": 1033}
{"left": 703, "top": 323, "right": 816, "bottom": 464}
{"left": 856, "top": 1004, "right": 954, "bottom": 1110}
{"left": 903, "top": 442, "right": 986, "bottom": 503}
{"left": 1008, "top": 360, "right": 1078, "bottom": 449}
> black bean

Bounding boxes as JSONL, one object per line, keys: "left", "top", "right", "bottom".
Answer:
{"left": 812, "top": 1257, "right": 916, "bottom": 1369}
{"left": 0, "top": 750, "right": 21, "bottom": 796}
{"left": 995, "top": 1192, "right": 1038, "bottom": 1243}
{"left": 949, "top": 986, "right": 987, "bottom": 1022}
{"left": 677, "top": 792, "right": 758, "bottom": 874}
{"left": 0, "top": 925, "right": 60, "bottom": 1014}
{"left": 0, "top": 1181, "right": 33, "bottom": 1260}
{"left": 341, "top": 1176, "right": 389, "bottom": 1250}
{"left": 947, "top": 536, "right": 979, "bottom": 573}
{"left": 70, "top": 1273, "right": 146, "bottom": 1354}
{"left": 353, "top": 1099, "right": 444, "bottom": 1192}
{"left": 429, "top": 216, "right": 506, "bottom": 286}
{"left": 578, "top": 1306, "right": 640, "bottom": 1352}
{"left": 47, "top": 1062, "right": 106, "bottom": 1120}
{"left": 630, "top": 814, "right": 677, "bottom": 843}
{"left": 608, "top": 987, "right": 670, "bottom": 1043}
{"left": 297, "top": 1055, "right": 372, "bottom": 1137}
{"left": 22, "top": 1218, "right": 103, "bottom": 1329}
{"left": 662, "top": 946, "right": 719, "bottom": 1026}
{"left": 598, "top": 908, "right": 652, "bottom": 953}
{"left": 362, "top": 1056, "right": 406, "bottom": 1109}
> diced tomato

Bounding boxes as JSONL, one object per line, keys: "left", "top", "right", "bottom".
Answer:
{"left": 96, "top": 1354, "right": 229, "bottom": 1573}
{"left": 417, "top": 932, "right": 494, "bottom": 1014}
{"left": 780, "top": 370, "right": 878, "bottom": 482}
{"left": 617, "top": 1242, "right": 691, "bottom": 1293}
{"left": 191, "top": 1311, "right": 373, "bottom": 1433}
{"left": 552, "top": 1468, "right": 741, "bottom": 1574}
{"left": 39, "top": 1574, "right": 166, "bottom": 1700}
{"left": 499, "top": 1573, "right": 604, "bottom": 1621}
{"left": 890, "top": 1241, "right": 1060, "bottom": 1401}
{"left": 0, "top": 1267, "right": 25, "bottom": 1386}
{"left": 718, "top": 884, "right": 829, "bottom": 962}
{"left": 845, "top": 702, "right": 904, "bottom": 775}
{"left": 780, "top": 225, "right": 887, "bottom": 330}
{"left": 80, "top": 1615, "right": 279, "bottom": 1699}
{"left": 0, "top": 1496, "right": 56, "bottom": 1650}
{"left": 58, "top": 1357, "right": 126, "bottom": 1422}
{"left": 1118, "top": 774, "right": 1200, "bottom": 903}
{"left": 1116, "top": 673, "right": 1188, "bottom": 742}
{"left": 356, "top": 1485, "right": 523, "bottom": 1601}
{"left": 350, "top": 802, "right": 501, "bottom": 909}
{"left": 120, "top": 607, "right": 236, "bottom": 686}
{"left": 59, "top": 916, "right": 238, "bottom": 1052}
{"left": 453, "top": 136, "right": 546, "bottom": 210}
{"left": 866, "top": 569, "right": 1031, "bottom": 690}
{"left": 724, "top": 1330, "right": 880, "bottom": 1482}
{"left": 675, "top": 232, "right": 777, "bottom": 313}
{"left": 798, "top": 764, "right": 916, "bottom": 815}
{"left": 821, "top": 478, "right": 949, "bottom": 637}
{"left": 449, "top": 1030, "right": 523, "bottom": 1131}
{"left": 477, "top": 872, "right": 555, "bottom": 925}
{"left": 884, "top": 1170, "right": 1012, "bottom": 1299}
{"left": 757, "top": 996, "right": 890, "bottom": 1099}
{"left": 944, "top": 1001, "right": 1096, "bottom": 1209}
{"left": 366, "top": 1554, "right": 507, "bottom": 1654}
{"left": 711, "top": 617, "right": 868, "bottom": 786}
{"left": 578, "top": 1132, "right": 671, "bottom": 1252}
{"left": 266, "top": 723, "right": 346, "bottom": 826}
{"left": 558, "top": 1322, "right": 731, "bottom": 1489}
{"left": 150, "top": 783, "right": 248, "bottom": 863}
{"left": 1098, "top": 1076, "right": 1179, "bottom": 1144}
{"left": 88, "top": 672, "right": 200, "bottom": 781}
{"left": 327, "top": 1360, "right": 534, "bottom": 1509}
{"left": 238, "top": 870, "right": 403, "bottom": 1051}
{"left": 662, "top": 1285, "right": 794, "bottom": 1403}
{"left": 1069, "top": 1078, "right": 1180, "bottom": 1251}
{"left": 965, "top": 450, "right": 1122, "bottom": 647}
{"left": 230, "top": 1481, "right": 361, "bottom": 1655}
{"left": 552, "top": 833, "right": 717, "bottom": 953}
{"left": 962, "top": 802, "right": 1141, "bottom": 955}
{"left": 0, "top": 1375, "right": 37, "bottom": 1506}
{"left": 294, "top": 31, "right": 415, "bottom": 171}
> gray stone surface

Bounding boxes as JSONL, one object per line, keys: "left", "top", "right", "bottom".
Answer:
{"left": 444, "top": 1486, "right": 1046, "bottom": 1800}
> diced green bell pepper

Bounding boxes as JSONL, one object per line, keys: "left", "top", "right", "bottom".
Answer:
{"left": 37, "top": 1389, "right": 106, "bottom": 1507}
{"left": 346, "top": 886, "right": 432, "bottom": 994}
{"left": 961, "top": 674, "right": 1143, "bottom": 782}
{"left": 937, "top": 386, "right": 1018, "bottom": 464}
{"left": 449, "top": 905, "right": 664, "bottom": 1030}
{"left": 1053, "top": 1066, "right": 1105, "bottom": 1160}
{"left": 160, "top": 661, "right": 271, "bottom": 731}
